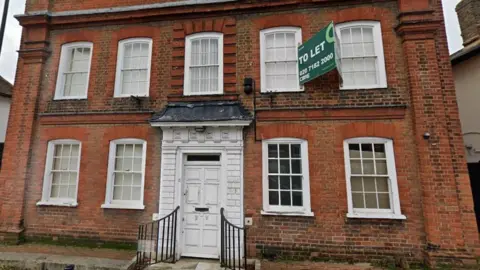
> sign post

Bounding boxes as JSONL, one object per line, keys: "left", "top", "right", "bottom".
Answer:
{"left": 298, "top": 22, "right": 340, "bottom": 85}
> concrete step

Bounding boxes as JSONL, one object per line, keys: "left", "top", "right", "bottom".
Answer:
{"left": 145, "top": 259, "right": 221, "bottom": 270}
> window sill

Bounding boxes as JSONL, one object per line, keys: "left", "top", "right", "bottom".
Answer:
{"left": 53, "top": 97, "right": 88, "bottom": 101}
{"left": 339, "top": 86, "right": 388, "bottom": 91}
{"left": 113, "top": 94, "right": 149, "bottom": 99}
{"left": 260, "top": 89, "right": 304, "bottom": 94}
{"left": 101, "top": 203, "right": 145, "bottom": 210}
{"left": 261, "top": 210, "right": 314, "bottom": 217}
{"left": 347, "top": 212, "right": 406, "bottom": 220}
{"left": 36, "top": 201, "right": 78, "bottom": 207}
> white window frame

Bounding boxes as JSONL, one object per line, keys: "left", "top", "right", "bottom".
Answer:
{"left": 261, "top": 138, "right": 313, "bottom": 216}
{"left": 37, "top": 139, "right": 82, "bottom": 207}
{"left": 54, "top": 42, "right": 93, "bottom": 100}
{"left": 343, "top": 137, "right": 405, "bottom": 219}
{"left": 114, "top": 38, "right": 153, "bottom": 98}
{"left": 184, "top": 32, "right": 224, "bottom": 96}
{"left": 102, "top": 138, "right": 147, "bottom": 210}
{"left": 260, "top": 27, "right": 303, "bottom": 93}
{"left": 336, "top": 21, "right": 387, "bottom": 90}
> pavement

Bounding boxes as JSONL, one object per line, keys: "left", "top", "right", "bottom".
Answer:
{"left": 0, "top": 243, "right": 135, "bottom": 270}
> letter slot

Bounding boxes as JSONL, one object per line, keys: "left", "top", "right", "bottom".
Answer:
{"left": 195, "top": 207, "right": 209, "bottom": 212}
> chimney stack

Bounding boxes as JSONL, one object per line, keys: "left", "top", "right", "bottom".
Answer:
{"left": 456, "top": 0, "right": 480, "bottom": 48}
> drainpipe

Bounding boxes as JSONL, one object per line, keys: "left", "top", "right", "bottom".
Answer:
{"left": 0, "top": 0, "right": 10, "bottom": 55}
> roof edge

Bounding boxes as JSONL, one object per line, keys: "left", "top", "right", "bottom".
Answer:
{"left": 17, "top": 0, "right": 238, "bottom": 18}
{"left": 451, "top": 44, "right": 480, "bottom": 65}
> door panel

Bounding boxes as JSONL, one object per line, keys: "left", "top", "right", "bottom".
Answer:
{"left": 182, "top": 164, "right": 221, "bottom": 258}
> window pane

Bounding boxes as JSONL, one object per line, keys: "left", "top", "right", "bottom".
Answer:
{"left": 133, "top": 158, "right": 143, "bottom": 171}
{"left": 291, "top": 159, "right": 301, "bottom": 174}
{"left": 349, "top": 144, "right": 360, "bottom": 158}
{"left": 280, "top": 160, "right": 290, "bottom": 173}
{"left": 363, "top": 27, "right": 374, "bottom": 42}
{"left": 365, "top": 193, "right": 378, "bottom": 208}
{"left": 114, "top": 173, "right": 124, "bottom": 186}
{"left": 268, "top": 144, "right": 278, "bottom": 158}
{"left": 361, "top": 144, "right": 373, "bottom": 158}
{"left": 363, "top": 160, "right": 375, "bottom": 174}
{"left": 291, "top": 144, "right": 301, "bottom": 158}
{"left": 292, "top": 191, "right": 303, "bottom": 206}
{"left": 351, "top": 176, "right": 363, "bottom": 192}
{"left": 280, "top": 191, "right": 291, "bottom": 206}
{"left": 350, "top": 160, "right": 362, "bottom": 174}
{"left": 374, "top": 144, "right": 386, "bottom": 158}
{"left": 285, "top": 33, "right": 295, "bottom": 47}
{"left": 115, "top": 158, "right": 124, "bottom": 170}
{"left": 268, "top": 160, "right": 278, "bottom": 173}
{"left": 69, "top": 158, "right": 78, "bottom": 170}
{"left": 291, "top": 176, "right": 302, "bottom": 190}
{"left": 352, "top": 193, "right": 364, "bottom": 208}
{"left": 363, "top": 177, "right": 376, "bottom": 192}
{"left": 378, "top": 194, "right": 391, "bottom": 209}
{"left": 340, "top": 29, "right": 351, "bottom": 43}
{"left": 266, "top": 34, "right": 274, "bottom": 48}
{"left": 280, "top": 176, "right": 290, "bottom": 190}
{"left": 268, "top": 176, "right": 279, "bottom": 189}
{"left": 376, "top": 177, "right": 389, "bottom": 192}
{"left": 132, "top": 187, "right": 141, "bottom": 201}
{"left": 133, "top": 173, "right": 142, "bottom": 186}
{"left": 124, "top": 173, "right": 133, "bottom": 186}
{"left": 351, "top": 28, "right": 362, "bottom": 43}
{"left": 279, "top": 144, "right": 289, "bottom": 158}
{"left": 376, "top": 160, "right": 388, "bottom": 175}
{"left": 269, "top": 191, "right": 279, "bottom": 205}
{"left": 113, "top": 186, "right": 123, "bottom": 200}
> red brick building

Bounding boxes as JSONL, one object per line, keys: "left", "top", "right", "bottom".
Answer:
{"left": 0, "top": 0, "right": 478, "bottom": 267}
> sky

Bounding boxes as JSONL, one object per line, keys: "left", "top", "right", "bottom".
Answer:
{"left": 0, "top": 0, "right": 466, "bottom": 84}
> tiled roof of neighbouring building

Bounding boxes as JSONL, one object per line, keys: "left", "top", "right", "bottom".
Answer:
{"left": 0, "top": 76, "right": 12, "bottom": 98}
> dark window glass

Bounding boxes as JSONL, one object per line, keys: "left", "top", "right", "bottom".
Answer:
{"left": 291, "top": 144, "right": 301, "bottom": 158}
{"left": 269, "top": 191, "right": 279, "bottom": 205}
{"left": 280, "top": 191, "right": 291, "bottom": 206}
{"left": 268, "top": 144, "right": 278, "bottom": 158}
{"left": 292, "top": 191, "right": 303, "bottom": 206}
{"left": 279, "top": 144, "right": 289, "bottom": 158}
{"left": 268, "top": 176, "right": 278, "bottom": 189}
{"left": 187, "top": 155, "right": 220, "bottom": 162}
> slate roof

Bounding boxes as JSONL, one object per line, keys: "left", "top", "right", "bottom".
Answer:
{"left": 0, "top": 76, "right": 12, "bottom": 98}
{"left": 150, "top": 101, "right": 252, "bottom": 123}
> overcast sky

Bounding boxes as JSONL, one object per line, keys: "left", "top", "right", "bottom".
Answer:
{"left": 0, "top": 0, "right": 466, "bottom": 84}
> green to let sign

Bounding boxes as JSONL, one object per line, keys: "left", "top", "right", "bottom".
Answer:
{"left": 298, "top": 22, "right": 340, "bottom": 85}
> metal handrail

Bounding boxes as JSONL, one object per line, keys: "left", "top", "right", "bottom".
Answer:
{"left": 135, "top": 206, "right": 180, "bottom": 269}
{"left": 220, "top": 208, "right": 247, "bottom": 270}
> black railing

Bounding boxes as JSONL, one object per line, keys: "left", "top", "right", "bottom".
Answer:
{"left": 135, "top": 206, "right": 180, "bottom": 269}
{"left": 220, "top": 208, "right": 247, "bottom": 270}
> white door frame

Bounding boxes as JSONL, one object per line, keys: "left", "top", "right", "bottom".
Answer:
{"left": 175, "top": 147, "right": 227, "bottom": 259}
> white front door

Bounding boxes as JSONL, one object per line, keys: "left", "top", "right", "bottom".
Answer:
{"left": 182, "top": 155, "right": 221, "bottom": 258}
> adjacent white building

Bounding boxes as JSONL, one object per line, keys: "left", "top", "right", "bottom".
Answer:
{"left": 0, "top": 76, "right": 12, "bottom": 169}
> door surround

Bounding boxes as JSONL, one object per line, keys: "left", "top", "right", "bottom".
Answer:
{"left": 156, "top": 126, "right": 247, "bottom": 260}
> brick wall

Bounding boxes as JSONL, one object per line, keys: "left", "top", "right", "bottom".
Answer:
{"left": 0, "top": 0, "right": 476, "bottom": 266}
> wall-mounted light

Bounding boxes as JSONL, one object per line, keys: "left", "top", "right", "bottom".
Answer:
{"left": 194, "top": 126, "right": 206, "bottom": 133}
{"left": 244, "top": 77, "right": 255, "bottom": 95}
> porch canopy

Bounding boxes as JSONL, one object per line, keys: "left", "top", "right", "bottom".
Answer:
{"left": 150, "top": 101, "right": 252, "bottom": 127}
